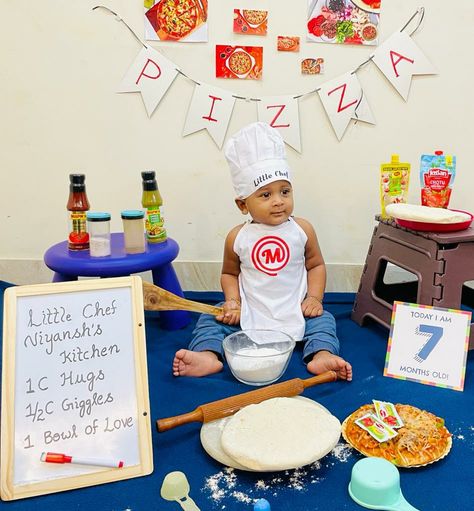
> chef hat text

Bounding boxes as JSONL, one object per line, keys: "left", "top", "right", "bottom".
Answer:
{"left": 224, "top": 122, "right": 292, "bottom": 199}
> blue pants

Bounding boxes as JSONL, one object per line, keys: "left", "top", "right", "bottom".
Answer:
{"left": 188, "top": 306, "right": 340, "bottom": 363}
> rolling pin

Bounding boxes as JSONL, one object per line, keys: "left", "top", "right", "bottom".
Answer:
{"left": 156, "top": 371, "right": 337, "bottom": 432}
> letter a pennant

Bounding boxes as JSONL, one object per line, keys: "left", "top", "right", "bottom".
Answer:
{"left": 257, "top": 96, "right": 301, "bottom": 153}
{"left": 117, "top": 46, "right": 178, "bottom": 117}
{"left": 183, "top": 83, "right": 236, "bottom": 148}
{"left": 372, "top": 31, "right": 437, "bottom": 101}
{"left": 318, "top": 72, "right": 375, "bottom": 141}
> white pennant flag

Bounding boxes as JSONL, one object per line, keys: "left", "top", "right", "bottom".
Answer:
{"left": 318, "top": 72, "right": 375, "bottom": 141}
{"left": 257, "top": 96, "right": 301, "bottom": 153}
{"left": 372, "top": 31, "right": 437, "bottom": 101}
{"left": 183, "top": 83, "right": 236, "bottom": 148}
{"left": 117, "top": 46, "right": 178, "bottom": 117}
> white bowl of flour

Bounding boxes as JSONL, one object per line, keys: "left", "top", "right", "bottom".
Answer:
{"left": 223, "top": 329, "right": 295, "bottom": 386}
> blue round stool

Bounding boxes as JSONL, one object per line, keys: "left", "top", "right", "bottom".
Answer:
{"left": 44, "top": 233, "right": 190, "bottom": 330}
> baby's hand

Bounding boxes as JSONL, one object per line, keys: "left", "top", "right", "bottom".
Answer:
{"left": 216, "top": 299, "right": 241, "bottom": 325}
{"left": 301, "top": 296, "right": 324, "bottom": 317}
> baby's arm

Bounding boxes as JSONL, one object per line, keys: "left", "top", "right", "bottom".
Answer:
{"left": 294, "top": 217, "right": 326, "bottom": 317}
{"left": 217, "top": 225, "right": 243, "bottom": 325}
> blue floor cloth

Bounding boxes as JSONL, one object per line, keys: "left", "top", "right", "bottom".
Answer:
{"left": 1, "top": 283, "right": 472, "bottom": 510}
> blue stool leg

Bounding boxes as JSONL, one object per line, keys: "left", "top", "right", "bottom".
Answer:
{"left": 151, "top": 263, "right": 191, "bottom": 330}
{"left": 53, "top": 273, "right": 78, "bottom": 282}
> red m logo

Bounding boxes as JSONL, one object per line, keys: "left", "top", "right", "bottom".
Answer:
{"left": 261, "top": 248, "right": 284, "bottom": 264}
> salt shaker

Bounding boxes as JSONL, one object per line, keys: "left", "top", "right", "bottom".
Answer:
{"left": 86, "top": 212, "right": 111, "bottom": 257}
{"left": 121, "top": 210, "right": 146, "bottom": 254}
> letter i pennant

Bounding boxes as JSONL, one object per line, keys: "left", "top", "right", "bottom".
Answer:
{"left": 117, "top": 46, "right": 178, "bottom": 117}
{"left": 318, "top": 72, "right": 375, "bottom": 141}
{"left": 183, "top": 83, "right": 236, "bottom": 148}
{"left": 372, "top": 31, "right": 437, "bottom": 101}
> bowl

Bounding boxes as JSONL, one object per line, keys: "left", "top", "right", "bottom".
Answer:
{"left": 223, "top": 329, "right": 295, "bottom": 386}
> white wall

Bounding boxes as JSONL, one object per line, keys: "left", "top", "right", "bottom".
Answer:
{"left": 1, "top": 1, "right": 472, "bottom": 289}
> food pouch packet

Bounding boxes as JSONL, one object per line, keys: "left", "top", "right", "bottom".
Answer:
{"left": 373, "top": 400, "right": 404, "bottom": 429}
{"left": 355, "top": 413, "right": 398, "bottom": 443}
{"left": 420, "top": 151, "right": 456, "bottom": 208}
{"left": 380, "top": 154, "right": 410, "bottom": 218}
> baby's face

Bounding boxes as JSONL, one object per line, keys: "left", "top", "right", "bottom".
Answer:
{"left": 242, "top": 180, "right": 294, "bottom": 225}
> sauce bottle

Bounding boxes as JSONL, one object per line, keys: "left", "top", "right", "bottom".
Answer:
{"left": 67, "top": 174, "right": 90, "bottom": 250}
{"left": 141, "top": 171, "right": 167, "bottom": 243}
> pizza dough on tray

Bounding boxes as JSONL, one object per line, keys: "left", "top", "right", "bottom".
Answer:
{"left": 219, "top": 397, "right": 341, "bottom": 471}
{"left": 385, "top": 203, "right": 471, "bottom": 224}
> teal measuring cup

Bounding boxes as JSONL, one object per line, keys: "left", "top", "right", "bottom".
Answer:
{"left": 348, "top": 457, "right": 420, "bottom": 511}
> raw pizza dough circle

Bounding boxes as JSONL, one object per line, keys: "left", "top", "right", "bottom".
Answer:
{"left": 385, "top": 203, "right": 471, "bottom": 224}
{"left": 214, "top": 397, "right": 340, "bottom": 471}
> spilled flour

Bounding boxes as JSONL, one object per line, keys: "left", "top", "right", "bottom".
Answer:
{"left": 202, "top": 442, "right": 354, "bottom": 507}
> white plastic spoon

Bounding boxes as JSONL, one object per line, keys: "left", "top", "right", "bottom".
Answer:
{"left": 160, "top": 471, "right": 201, "bottom": 511}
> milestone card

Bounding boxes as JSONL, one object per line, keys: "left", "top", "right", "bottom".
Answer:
{"left": 384, "top": 302, "right": 471, "bottom": 391}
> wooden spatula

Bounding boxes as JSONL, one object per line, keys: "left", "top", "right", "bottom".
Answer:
{"left": 143, "top": 281, "right": 224, "bottom": 316}
{"left": 157, "top": 371, "right": 337, "bottom": 432}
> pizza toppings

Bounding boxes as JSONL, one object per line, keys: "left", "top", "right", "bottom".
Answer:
{"left": 343, "top": 403, "right": 451, "bottom": 467}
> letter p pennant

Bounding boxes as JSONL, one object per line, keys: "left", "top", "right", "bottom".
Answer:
{"left": 117, "top": 46, "right": 178, "bottom": 117}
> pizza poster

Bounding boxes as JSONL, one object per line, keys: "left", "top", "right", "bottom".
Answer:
{"left": 384, "top": 302, "right": 471, "bottom": 391}
{"left": 307, "top": 0, "right": 381, "bottom": 45}
{"left": 215, "top": 45, "right": 263, "bottom": 80}
{"left": 233, "top": 9, "right": 268, "bottom": 35}
{"left": 145, "top": 0, "right": 208, "bottom": 42}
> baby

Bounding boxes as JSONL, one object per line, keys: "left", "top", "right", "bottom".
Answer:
{"left": 173, "top": 122, "right": 352, "bottom": 381}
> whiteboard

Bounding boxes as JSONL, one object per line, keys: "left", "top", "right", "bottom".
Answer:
{"left": 1, "top": 276, "right": 153, "bottom": 500}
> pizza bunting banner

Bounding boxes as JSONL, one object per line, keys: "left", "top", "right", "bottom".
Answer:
{"left": 96, "top": 6, "right": 435, "bottom": 150}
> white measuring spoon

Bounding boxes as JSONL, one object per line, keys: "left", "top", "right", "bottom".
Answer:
{"left": 160, "top": 471, "right": 201, "bottom": 511}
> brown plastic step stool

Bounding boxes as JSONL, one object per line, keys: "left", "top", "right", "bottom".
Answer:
{"left": 352, "top": 215, "right": 474, "bottom": 349}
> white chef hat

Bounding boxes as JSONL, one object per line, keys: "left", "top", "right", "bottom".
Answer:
{"left": 224, "top": 122, "right": 291, "bottom": 199}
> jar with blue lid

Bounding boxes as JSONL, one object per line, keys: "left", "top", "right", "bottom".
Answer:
{"left": 86, "top": 212, "right": 111, "bottom": 257}
{"left": 121, "top": 210, "right": 145, "bottom": 254}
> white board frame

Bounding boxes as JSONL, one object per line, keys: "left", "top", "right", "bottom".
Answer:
{"left": 1, "top": 276, "right": 153, "bottom": 500}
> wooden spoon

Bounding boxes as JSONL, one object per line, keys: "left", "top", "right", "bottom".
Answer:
{"left": 157, "top": 371, "right": 337, "bottom": 432}
{"left": 142, "top": 281, "right": 223, "bottom": 316}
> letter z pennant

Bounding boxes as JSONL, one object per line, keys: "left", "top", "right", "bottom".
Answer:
{"left": 318, "top": 72, "right": 375, "bottom": 141}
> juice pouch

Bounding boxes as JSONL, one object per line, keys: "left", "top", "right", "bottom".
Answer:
{"left": 380, "top": 154, "right": 410, "bottom": 218}
{"left": 420, "top": 151, "right": 456, "bottom": 208}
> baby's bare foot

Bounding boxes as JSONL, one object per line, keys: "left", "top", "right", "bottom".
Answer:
{"left": 307, "top": 350, "right": 352, "bottom": 381}
{"left": 172, "top": 349, "right": 223, "bottom": 377}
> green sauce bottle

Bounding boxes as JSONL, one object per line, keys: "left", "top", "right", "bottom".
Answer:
{"left": 141, "top": 171, "right": 167, "bottom": 243}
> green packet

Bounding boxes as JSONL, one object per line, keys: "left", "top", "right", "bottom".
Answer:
{"left": 373, "top": 400, "right": 404, "bottom": 429}
{"left": 355, "top": 413, "right": 398, "bottom": 443}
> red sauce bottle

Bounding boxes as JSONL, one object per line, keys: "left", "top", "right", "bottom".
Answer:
{"left": 67, "top": 174, "right": 90, "bottom": 250}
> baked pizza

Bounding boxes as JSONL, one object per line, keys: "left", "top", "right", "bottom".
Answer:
{"left": 156, "top": 0, "right": 199, "bottom": 39}
{"left": 342, "top": 404, "right": 451, "bottom": 467}
{"left": 228, "top": 51, "right": 252, "bottom": 75}
{"left": 242, "top": 9, "right": 267, "bottom": 26}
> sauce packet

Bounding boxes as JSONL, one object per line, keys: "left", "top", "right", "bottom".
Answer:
{"left": 380, "top": 154, "right": 410, "bottom": 218}
{"left": 355, "top": 413, "right": 398, "bottom": 443}
{"left": 420, "top": 151, "right": 456, "bottom": 208}
{"left": 373, "top": 400, "right": 404, "bottom": 429}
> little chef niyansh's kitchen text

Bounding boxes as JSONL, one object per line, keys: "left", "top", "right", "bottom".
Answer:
{"left": 20, "top": 298, "right": 135, "bottom": 450}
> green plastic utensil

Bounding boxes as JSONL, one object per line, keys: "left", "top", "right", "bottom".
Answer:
{"left": 160, "top": 471, "right": 201, "bottom": 511}
{"left": 348, "top": 458, "right": 419, "bottom": 511}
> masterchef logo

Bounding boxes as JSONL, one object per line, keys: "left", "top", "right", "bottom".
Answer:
{"left": 251, "top": 236, "right": 290, "bottom": 276}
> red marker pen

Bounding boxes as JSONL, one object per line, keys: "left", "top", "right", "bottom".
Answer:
{"left": 40, "top": 452, "right": 124, "bottom": 468}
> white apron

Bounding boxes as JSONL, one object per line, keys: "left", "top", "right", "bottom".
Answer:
{"left": 233, "top": 217, "right": 308, "bottom": 341}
